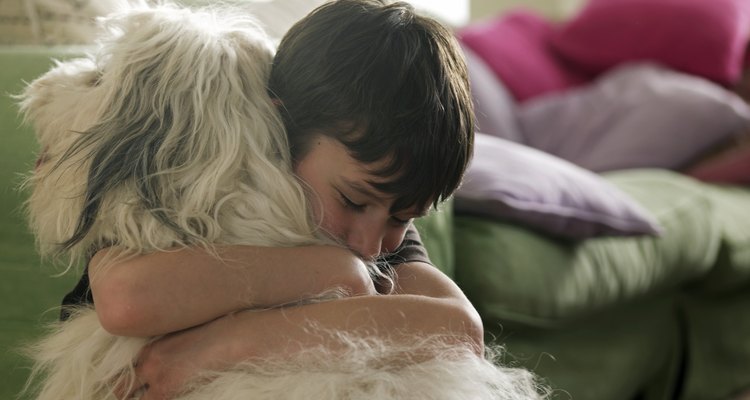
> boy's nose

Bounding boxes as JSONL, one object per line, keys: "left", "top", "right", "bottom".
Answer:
{"left": 347, "top": 225, "right": 383, "bottom": 260}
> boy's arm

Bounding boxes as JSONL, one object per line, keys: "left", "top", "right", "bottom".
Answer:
{"left": 89, "top": 245, "right": 376, "bottom": 337}
{"left": 131, "top": 261, "right": 482, "bottom": 400}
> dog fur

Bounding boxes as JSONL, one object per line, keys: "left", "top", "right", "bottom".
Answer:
{"left": 19, "top": 3, "right": 545, "bottom": 399}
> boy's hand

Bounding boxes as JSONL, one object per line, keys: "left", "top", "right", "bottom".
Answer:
{"left": 118, "top": 314, "right": 244, "bottom": 400}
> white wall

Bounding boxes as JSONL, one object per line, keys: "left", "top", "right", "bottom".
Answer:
{"left": 409, "top": 0, "right": 470, "bottom": 27}
{"left": 469, "top": 0, "right": 586, "bottom": 23}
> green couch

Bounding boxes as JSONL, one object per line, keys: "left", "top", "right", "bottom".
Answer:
{"left": 454, "top": 171, "right": 750, "bottom": 400}
{"left": 2, "top": 46, "right": 750, "bottom": 400}
{"left": 1, "top": 47, "right": 83, "bottom": 400}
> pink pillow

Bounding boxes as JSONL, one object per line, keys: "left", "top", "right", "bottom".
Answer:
{"left": 458, "top": 10, "right": 587, "bottom": 102}
{"left": 552, "top": 0, "right": 750, "bottom": 85}
{"left": 461, "top": 44, "right": 524, "bottom": 142}
{"left": 687, "top": 141, "right": 750, "bottom": 185}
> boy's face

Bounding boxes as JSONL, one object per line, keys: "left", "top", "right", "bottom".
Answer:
{"left": 293, "top": 135, "right": 426, "bottom": 260}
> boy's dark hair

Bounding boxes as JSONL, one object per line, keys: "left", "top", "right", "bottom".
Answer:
{"left": 269, "top": 0, "right": 474, "bottom": 213}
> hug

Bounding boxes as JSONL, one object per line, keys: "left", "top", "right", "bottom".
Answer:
{"left": 7, "top": 0, "right": 750, "bottom": 399}
{"left": 15, "top": 0, "right": 543, "bottom": 399}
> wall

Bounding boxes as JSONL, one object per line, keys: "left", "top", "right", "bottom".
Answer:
{"left": 469, "top": 0, "right": 585, "bottom": 22}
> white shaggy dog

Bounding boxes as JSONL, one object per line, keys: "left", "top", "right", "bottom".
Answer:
{"left": 19, "top": 3, "right": 545, "bottom": 400}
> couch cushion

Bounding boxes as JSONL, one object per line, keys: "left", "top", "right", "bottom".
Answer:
{"left": 413, "top": 199, "right": 455, "bottom": 278}
{"left": 687, "top": 184, "right": 750, "bottom": 293}
{"left": 0, "top": 46, "right": 85, "bottom": 400}
{"left": 496, "top": 297, "right": 682, "bottom": 400}
{"left": 454, "top": 170, "right": 720, "bottom": 325}
{"left": 680, "top": 288, "right": 750, "bottom": 400}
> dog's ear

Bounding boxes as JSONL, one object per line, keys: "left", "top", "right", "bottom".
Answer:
{"left": 17, "top": 56, "right": 108, "bottom": 262}
{"left": 18, "top": 57, "right": 102, "bottom": 155}
{"left": 59, "top": 5, "right": 300, "bottom": 253}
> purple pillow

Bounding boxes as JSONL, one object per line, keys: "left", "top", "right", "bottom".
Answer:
{"left": 458, "top": 9, "right": 587, "bottom": 102}
{"left": 519, "top": 63, "right": 750, "bottom": 172}
{"left": 455, "top": 133, "right": 662, "bottom": 239}
{"left": 461, "top": 44, "right": 523, "bottom": 142}
{"left": 551, "top": 0, "right": 750, "bottom": 85}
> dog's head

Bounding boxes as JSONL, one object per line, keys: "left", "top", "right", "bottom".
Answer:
{"left": 20, "top": 4, "right": 318, "bottom": 264}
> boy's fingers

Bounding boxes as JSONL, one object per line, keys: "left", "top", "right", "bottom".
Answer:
{"left": 112, "top": 373, "right": 147, "bottom": 399}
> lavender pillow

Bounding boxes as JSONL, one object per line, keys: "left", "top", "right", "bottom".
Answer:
{"left": 461, "top": 44, "right": 523, "bottom": 142}
{"left": 455, "top": 133, "right": 662, "bottom": 239}
{"left": 519, "top": 63, "right": 750, "bottom": 172}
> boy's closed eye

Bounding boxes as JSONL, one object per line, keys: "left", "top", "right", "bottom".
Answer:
{"left": 336, "top": 188, "right": 414, "bottom": 226}
{"left": 390, "top": 215, "right": 411, "bottom": 227}
{"left": 337, "top": 190, "right": 365, "bottom": 211}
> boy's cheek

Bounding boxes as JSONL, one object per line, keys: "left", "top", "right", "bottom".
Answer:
{"left": 382, "top": 228, "right": 408, "bottom": 254}
{"left": 318, "top": 206, "right": 348, "bottom": 242}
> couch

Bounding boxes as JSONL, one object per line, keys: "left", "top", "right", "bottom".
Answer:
{"left": 1, "top": 46, "right": 84, "bottom": 400}
{"left": 454, "top": 170, "right": 750, "bottom": 400}
{"left": 2, "top": 26, "right": 750, "bottom": 400}
{"left": 449, "top": 0, "right": 750, "bottom": 399}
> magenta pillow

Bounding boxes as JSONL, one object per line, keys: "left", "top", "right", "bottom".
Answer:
{"left": 687, "top": 142, "right": 750, "bottom": 185}
{"left": 458, "top": 9, "right": 587, "bottom": 102}
{"left": 461, "top": 44, "right": 524, "bottom": 142}
{"left": 552, "top": 0, "right": 750, "bottom": 85}
{"left": 455, "top": 133, "right": 662, "bottom": 239}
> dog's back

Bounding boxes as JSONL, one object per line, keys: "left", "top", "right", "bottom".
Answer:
{"left": 20, "top": 3, "right": 319, "bottom": 267}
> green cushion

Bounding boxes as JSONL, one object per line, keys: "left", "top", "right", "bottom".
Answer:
{"left": 681, "top": 287, "right": 750, "bottom": 400}
{"left": 678, "top": 185, "right": 750, "bottom": 399}
{"left": 496, "top": 297, "right": 682, "bottom": 400}
{"left": 454, "top": 169, "right": 720, "bottom": 326}
{"left": 413, "top": 199, "right": 454, "bottom": 278}
{"left": 1, "top": 46, "right": 85, "bottom": 400}
{"left": 686, "top": 184, "right": 750, "bottom": 293}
